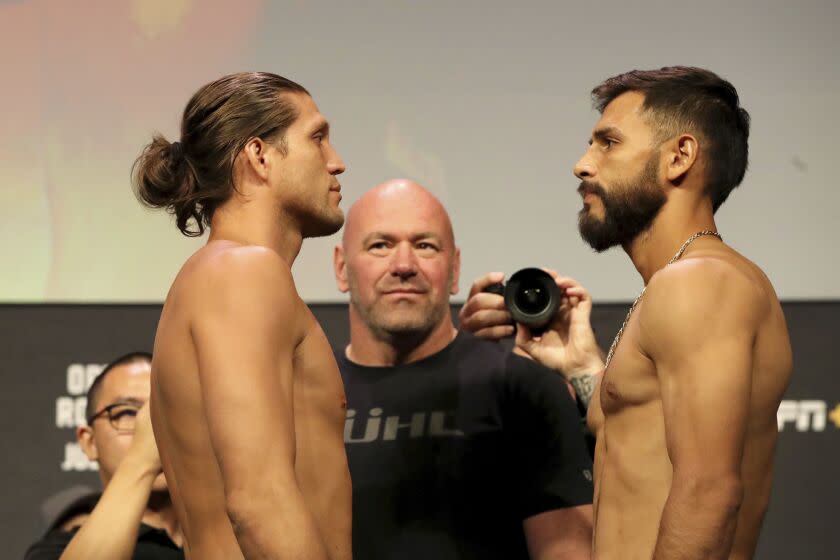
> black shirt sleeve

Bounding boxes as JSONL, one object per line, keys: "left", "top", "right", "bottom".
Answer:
{"left": 501, "top": 352, "right": 594, "bottom": 520}
{"left": 24, "top": 528, "right": 76, "bottom": 560}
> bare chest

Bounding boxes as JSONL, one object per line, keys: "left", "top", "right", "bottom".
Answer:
{"left": 600, "top": 317, "right": 659, "bottom": 417}
{"left": 292, "top": 317, "right": 348, "bottom": 428}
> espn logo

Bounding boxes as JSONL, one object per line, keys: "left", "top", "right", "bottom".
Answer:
{"left": 777, "top": 400, "right": 840, "bottom": 432}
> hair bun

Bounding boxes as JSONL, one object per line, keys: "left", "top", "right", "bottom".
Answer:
{"left": 132, "top": 134, "right": 202, "bottom": 236}
{"left": 169, "top": 140, "right": 184, "bottom": 161}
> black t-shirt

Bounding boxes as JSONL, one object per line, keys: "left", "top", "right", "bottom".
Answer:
{"left": 24, "top": 493, "right": 183, "bottom": 560}
{"left": 338, "top": 331, "right": 594, "bottom": 560}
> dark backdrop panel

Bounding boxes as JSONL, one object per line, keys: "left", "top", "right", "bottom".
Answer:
{"left": 1, "top": 303, "right": 837, "bottom": 558}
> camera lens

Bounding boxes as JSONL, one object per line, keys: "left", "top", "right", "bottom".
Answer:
{"left": 515, "top": 286, "right": 548, "bottom": 315}
{"left": 504, "top": 268, "right": 561, "bottom": 330}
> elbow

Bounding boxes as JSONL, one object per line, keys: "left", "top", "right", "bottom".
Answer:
{"left": 673, "top": 471, "right": 744, "bottom": 514}
{"left": 224, "top": 486, "right": 278, "bottom": 532}
{"left": 717, "top": 477, "right": 744, "bottom": 515}
{"left": 224, "top": 478, "right": 302, "bottom": 532}
{"left": 225, "top": 490, "right": 258, "bottom": 535}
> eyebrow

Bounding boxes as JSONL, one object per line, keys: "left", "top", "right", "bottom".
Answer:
{"left": 361, "top": 231, "right": 444, "bottom": 245}
{"left": 105, "top": 396, "right": 146, "bottom": 407}
{"left": 310, "top": 118, "right": 330, "bottom": 135}
{"left": 588, "top": 126, "right": 623, "bottom": 145}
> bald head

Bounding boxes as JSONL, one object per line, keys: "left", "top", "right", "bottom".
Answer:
{"left": 342, "top": 179, "right": 455, "bottom": 251}
{"left": 335, "top": 178, "right": 460, "bottom": 349}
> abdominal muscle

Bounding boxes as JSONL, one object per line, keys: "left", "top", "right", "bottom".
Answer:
{"left": 591, "top": 398, "right": 672, "bottom": 560}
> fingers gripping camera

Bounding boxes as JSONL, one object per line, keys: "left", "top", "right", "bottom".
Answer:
{"left": 483, "top": 268, "right": 562, "bottom": 333}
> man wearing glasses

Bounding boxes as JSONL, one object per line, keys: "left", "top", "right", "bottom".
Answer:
{"left": 25, "top": 352, "right": 183, "bottom": 559}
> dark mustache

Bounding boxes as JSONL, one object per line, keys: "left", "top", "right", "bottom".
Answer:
{"left": 577, "top": 181, "right": 608, "bottom": 200}
{"left": 578, "top": 181, "right": 607, "bottom": 198}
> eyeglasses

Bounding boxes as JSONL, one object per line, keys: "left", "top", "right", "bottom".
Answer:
{"left": 87, "top": 402, "right": 141, "bottom": 433}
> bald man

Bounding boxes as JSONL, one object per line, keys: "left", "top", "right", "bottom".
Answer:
{"left": 332, "top": 179, "right": 594, "bottom": 560}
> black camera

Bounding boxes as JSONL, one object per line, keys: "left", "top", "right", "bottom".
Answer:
{"left": 483, "top": 268, "right": 561, "bottom": 332}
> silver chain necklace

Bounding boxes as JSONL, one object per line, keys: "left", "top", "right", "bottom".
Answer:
{"left": 603, "top": 230, "right": 722, "bottom": 370}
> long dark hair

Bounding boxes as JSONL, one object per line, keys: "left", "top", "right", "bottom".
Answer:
{"left": 132, "top": 72, "right": 309, "bottom": 236}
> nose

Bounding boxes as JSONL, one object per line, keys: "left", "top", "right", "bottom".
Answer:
{"left": 389, "top": 243, "right": 418, "bottom": 279}
{"left": 574, "top": 150, "right": 595, "bottom": 180}
{"left": 327, "top": 144, "right": 346, "bottom": 176}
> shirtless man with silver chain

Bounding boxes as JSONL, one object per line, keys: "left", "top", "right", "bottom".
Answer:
{"left": 461, "top": 66, "right": 792, "bottom": 559}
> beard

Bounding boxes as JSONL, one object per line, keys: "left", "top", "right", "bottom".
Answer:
{"left": 299, "top": 202, "right": 345, "bottom": 238}
{"left": 577, "top": 154, "right": 666, "bottom": 252}
{"left": 284, "top": 193, "right": 345, "bottom": 239}
{"left": 347, "top": 270, "right": 453, "bottom": 345}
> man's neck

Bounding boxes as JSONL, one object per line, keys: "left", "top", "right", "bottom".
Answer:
{"left": 347, "top": 315, "right": 458, "bottom": 367}
{"left": 624, "top": 196, "right": 718, "bottom": 284}
{"left": 209, "top": 195, "right": 304, "bottom": 265}
{"left": 141, "top": 493, "right": 182, "bottom": 546}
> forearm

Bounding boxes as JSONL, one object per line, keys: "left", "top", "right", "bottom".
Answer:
{"left": 59, "top": 457, "right": 156, "bottom": 560}
{"left": 530, "top": 534, "right": 592, "bottom": 560}
{"left": 519, "top": 349, "right": 602, "bottom": 410}
{"left": 227, "top": 489, "right": 331, "bottom": 560}
{"left": 568, "top": 371, "right": 600, "bottom": 410}
{"left": 531, "top": 541, "right": 591, "bottom": 560}
{"left": 652, "top": 477, "right": 743, "bottom": 560}
{"left": 525, "top": 505, "right": 593, "bottom": 560}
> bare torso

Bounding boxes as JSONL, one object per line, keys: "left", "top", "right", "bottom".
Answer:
{"left": 588, "top": 246, "right": 792, "bottom": 560}
{"left": 149, "top": 243, "right": 352, "bottom": 559}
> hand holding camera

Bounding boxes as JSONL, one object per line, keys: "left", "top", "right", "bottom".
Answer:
{"left": 482, "top": 268, "right": 562, "bottom": 334}
{"left": 460, "top": 268, "right": 605, "bottom": 379}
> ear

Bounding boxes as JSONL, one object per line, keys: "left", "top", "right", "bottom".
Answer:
{"left": 450, "top": 247, "right": 461, "bottom": 295}
{"left": 77, "top": 425, "right": 98, "bottom": 462}
{"left": 334, "top": 244, "right": 350, "bottom": 293}
{"left": 241, "top": 137, "right": 273, "bottom": 183}
{"left": 665, "top": 133, "right": 699, "bottom": 184}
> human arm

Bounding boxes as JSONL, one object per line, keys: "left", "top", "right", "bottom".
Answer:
{"left": 458, "top": 272, "right": 517, "bottom": 339}
{"left": 642, "top": 262, "right": 757, "bottom": 559}
{"left": 191, "top": 248, "right": 330, "bottom": 559}
{"left": 459, "top": 271, "right": 605, "bottom": 408}
{"left": 511, "top": 272, "right": 604, "bottom": 409}
{"left": 524, "top": 506, "right": 593, "bottom": 560}
{"left": 57, "top": 403, "right": 161, "bottom": 560}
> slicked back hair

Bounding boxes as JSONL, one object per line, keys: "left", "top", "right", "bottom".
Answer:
{"left": 592, "top": 66, "right": 750, "bottom": 211}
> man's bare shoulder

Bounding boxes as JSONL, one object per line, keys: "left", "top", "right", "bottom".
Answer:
{"left": 164, "top": 242, "right": 305, "bottom": 340}
{"left": 641, "top": 255, "right": 765, "bottom": 339}
{"left": 182, "top": 242, "right": 299, "bottom": 301}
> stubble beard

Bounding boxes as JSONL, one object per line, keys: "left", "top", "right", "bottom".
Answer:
{"left": 347, "top": 270, "right": 453, "bottom": 347}
{"left": 299, "top": 201, "right": 345, "bottom": 239}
